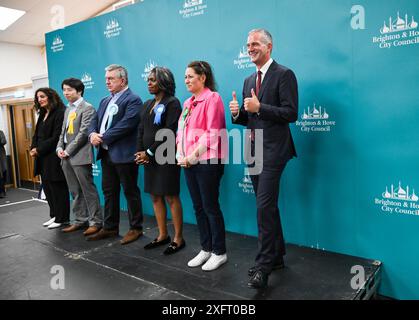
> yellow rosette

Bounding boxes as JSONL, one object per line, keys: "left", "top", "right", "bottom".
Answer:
{"left": 67, "top": 111, "right": 77, "bottom": 134}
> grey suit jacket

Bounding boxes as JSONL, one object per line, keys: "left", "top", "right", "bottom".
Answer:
{"left": 57, "top": 99, "right": 96, "bottom": 166}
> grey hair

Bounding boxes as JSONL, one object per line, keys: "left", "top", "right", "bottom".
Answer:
{"left": 248, "top": 28, "right": 273, "bottom": 46}
{"left": 105, "top": 64, "right": 129, "bottom": 85}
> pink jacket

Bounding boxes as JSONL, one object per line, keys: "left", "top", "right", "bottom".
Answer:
{"left": 177, "top": 88, "right": 228, "bottom": 161}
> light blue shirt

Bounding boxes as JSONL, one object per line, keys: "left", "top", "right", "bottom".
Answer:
{"left": 99, "top": 87, "right": 128, "bottom": 149}
{"left": 99, "top": 87, "right": 128, "bottom": 135}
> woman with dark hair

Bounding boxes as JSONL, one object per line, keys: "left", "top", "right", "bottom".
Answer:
{"left": 31, "top": 87, "right": 70, "bottom": 229}
{"left": 177, "top": 61, "right": 228, "bottom": 271}
{"left": 135, "top": 67, "right": 185, "bottom": 254}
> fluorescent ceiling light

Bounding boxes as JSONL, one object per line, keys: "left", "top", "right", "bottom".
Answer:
{"left": 0, "top": 6, "right": 26, "bottom": 31}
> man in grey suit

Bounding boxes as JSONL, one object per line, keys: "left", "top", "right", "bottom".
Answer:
{"left": 57, "top": 78, "right": 102, "bottom": 236}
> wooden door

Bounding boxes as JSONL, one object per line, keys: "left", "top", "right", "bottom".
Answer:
{"left": 13, "top": 104, "right": 38, "bottom": 183}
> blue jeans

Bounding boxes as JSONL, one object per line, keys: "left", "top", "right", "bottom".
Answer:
{"left": 184, "top": 163, "right": 226, "bottom": 255}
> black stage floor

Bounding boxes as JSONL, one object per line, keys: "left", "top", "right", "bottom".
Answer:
{"left": 0, "top": 189, "right": 381, "bottom": 300}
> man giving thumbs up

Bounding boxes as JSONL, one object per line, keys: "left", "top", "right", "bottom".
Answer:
{"left": 229, "top": 29, "right": 298, "bottom": 289}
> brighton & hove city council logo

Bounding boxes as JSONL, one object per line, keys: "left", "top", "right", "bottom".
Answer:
{"left": 179, "top": 0, "right": 207, "bottom": 19}
{"left": 375, "top": 181, "right": 419, "bottom": 216}
{"left": 81, "top": 73, "right": 95, "bottom": 90}
{"left": 104, "top": 18, "right": 122, "bottom": 39}
{"left": 51, "top": 35, "right": 64, "bottom": 53}
{"left": 296, "top": 103, "right": 336, "bottom": 133}
{"left": 373, "top": 11, "right": 418, "bottom": 49}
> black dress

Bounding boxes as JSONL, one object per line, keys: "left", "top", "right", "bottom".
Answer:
{"left": 137, "top": 95, "right": 182, "bottom": 196}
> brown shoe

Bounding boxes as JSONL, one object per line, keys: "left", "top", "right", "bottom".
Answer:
{"left": 83, "top": 226, "right": 101, "bottom": 236}
{"left": 62, "top": 224, "right": 84, "bottom": 233}
{"left": 86, "top": 228, "right": 118, "bottom": 241}
{"left": 120, "top": 229, "right": 143, "bottom": 245}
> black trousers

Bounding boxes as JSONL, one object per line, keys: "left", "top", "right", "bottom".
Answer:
{"left": 0, "top": 170, "right": 6, "bottom": 194}
{"left": 250, "top": 163, "right": 287, "bottom": 274}
{"left": 101, "top": 151, "right": 143, "bottom": 231}
{"left": 42, "top": 180, "right": 70, "bottom": 223}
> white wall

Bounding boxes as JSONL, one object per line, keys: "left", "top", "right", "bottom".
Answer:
{"left": 0, "top": 42, "right": 47, "bottom": 89}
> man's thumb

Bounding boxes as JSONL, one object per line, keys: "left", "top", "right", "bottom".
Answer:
{"left": 232, "top": 91, "right": 237, "bottom": 101}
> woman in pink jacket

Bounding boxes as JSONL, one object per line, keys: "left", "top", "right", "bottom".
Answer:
{"left": 177, "top": 61, "right": 228, "bottom": 272}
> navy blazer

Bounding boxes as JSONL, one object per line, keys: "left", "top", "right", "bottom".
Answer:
{"left": 88, "top": 88, "right": 143, "bottom": 163}
{"left": 233, "top": 60, "right": 298, "bottom": 167}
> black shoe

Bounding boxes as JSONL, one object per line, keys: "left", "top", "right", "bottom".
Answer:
{"left": 0, "top": 192, "right": 6, "bottom": 198}
{"left": 248, "top": 260, "right": 284, "bottom": 277}
{"left": 144, "top": 236, "right": 171, "bottom": 249}
{"left": 248, "top": 270, "right": 269, "bottom": 289}
{"left": 163, "top": 240, "right": 186, "bottom": 255}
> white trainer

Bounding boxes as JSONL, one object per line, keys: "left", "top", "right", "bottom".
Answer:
{"left": 201, "top": 253, "right": 228, "bottom": 271}
{"left": 47, "top": 222, "right": 62, "bottom": 229}
{"left": 187, "top": 250, "right": 212, "bottom": 268}
{"left": 42, "top": 217, "right": 55, "bottom": 227}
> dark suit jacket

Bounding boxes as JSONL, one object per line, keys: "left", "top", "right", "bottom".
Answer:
{"left": 31, "top": 106, "right": 66, "bottom": 181}
{"left": 233, "top": 60, "right": 298, "bottom": 167}
{"left": 88, "top": 88, "right": 143, "bottom": 163}
{"left": 0, "top": 130, "right": 7, "bottom": 176}
{"left": 137, "top": 95, "right": 182, "bottom": 155}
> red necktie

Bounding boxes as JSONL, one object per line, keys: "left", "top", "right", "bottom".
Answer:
{"left": 250, "top": 70, "right": 263, "bottom": 143}
{"left": 256, "top": 70, "right": 262, "bottom": 96}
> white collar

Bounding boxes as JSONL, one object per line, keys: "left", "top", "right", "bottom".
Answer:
{"left": 68, "top": 97, "right": 83, "bottom": 108}
{"left": 257, "top": 58, "right": 273, "bottom": 75}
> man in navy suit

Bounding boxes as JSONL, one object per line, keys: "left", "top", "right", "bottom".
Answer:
{"left": 230, "top": 29, "right": 298, "bottom": 288}
{"left": 87, "top": 64, "right": 144, "bottom": 245}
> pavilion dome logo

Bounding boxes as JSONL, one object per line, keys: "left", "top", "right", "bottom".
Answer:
{"left": 141, "top": 61, "right": 157, "bottom": 82}
{"left": 106, "top": 19, "right": 119, "bottom": 30}
{"left": 380, "top": 12, "right": 418, "bottom": 34}
{"left": 375, "top": 181, "right": 419, "bottom": 216}
{"left": 234, "top": 46, "right": 253, "bottom": 70}
{"left": 51, "top": 35, "right": 64, "bottom": 53}
{"left": 104, "top": 18, "right": 122, "bottom": 39}
{"left": 53, "top": 36, "right": 62, "bottom": 46}
{"left": 183, "top": 0, "right": 203, "bottom": 8}
{"left": 238, "top": 46, "right": 249, "bottom": 59}
{"left": 81, "top": 73, "right": 92, "bottom": 83}
{"left": 179, "top": 0, "right": 207, "bottom": 19}
{"left": 301, "top": 103, "right": 329, "bottom": 120}
{"left": 373, "top": 11, "right": 419, "bottom": 49}
{"left": 382, "top": 182, "right": 418, "bottom": 202}
{"left": 296, "top": 103, "right": 335, "bottom": 133}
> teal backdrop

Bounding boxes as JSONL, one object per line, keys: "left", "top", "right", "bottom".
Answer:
{"left": 45, "top": 0, "right": 419, "bottom": 299}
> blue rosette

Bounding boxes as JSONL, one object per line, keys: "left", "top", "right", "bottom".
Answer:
{"left": 153, "top": 104, "right": 166, "bottom": 125}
